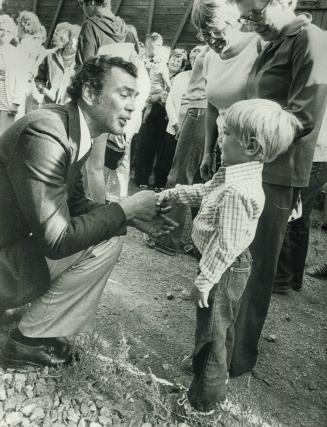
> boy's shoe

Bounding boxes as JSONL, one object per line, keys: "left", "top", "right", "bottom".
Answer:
{"left": 177, "top": 393, "right": 215, "bottom": 417}
{"left": 139, "top": 184, "right": 148, "bottom": 190}
{"left": 307, "top": 263, "right": 327, "bottom": 279}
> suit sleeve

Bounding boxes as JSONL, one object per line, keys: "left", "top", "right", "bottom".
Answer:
{"left": 9, "top": 119, "right": 127, "bottom": 260}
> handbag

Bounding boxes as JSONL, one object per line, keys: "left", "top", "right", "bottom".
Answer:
{"left": 104, "top": 134, "right": 126, "bottom": 170}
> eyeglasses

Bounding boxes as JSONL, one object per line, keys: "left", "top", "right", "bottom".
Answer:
{"left": 238, "top": 0, "right": 273, "bottom": 25}
{"left": 196, "top": 28, "right": 226, "bottom": 43}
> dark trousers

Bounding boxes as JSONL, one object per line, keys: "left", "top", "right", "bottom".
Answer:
{"left": 154, "top": 132, "right": 177, "bottom": 188}
{"left": 230, "top": 183, "right": 299, "bottom": 376}
{"left": 134, "top": 103, "right": 168, "bottom": 187}
{"left": 157, "top": 108, "right": 206, "bottom": 249}
{"left": 275, "top": 162, "right": 327, "bottom": 288}
{"left": 188, "top": 250, "right": 252, "bottom": 412}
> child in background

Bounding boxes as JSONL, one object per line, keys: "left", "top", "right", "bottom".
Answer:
{"left": 142, "top": 45, "right": 171, "bottom": 123}
{"left": 159, "top": 99, "right": 302, "bottom": 415}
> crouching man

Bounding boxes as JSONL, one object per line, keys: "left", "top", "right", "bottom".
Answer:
{"left": 0, "top": 55, "right": 174, "bottom": 368}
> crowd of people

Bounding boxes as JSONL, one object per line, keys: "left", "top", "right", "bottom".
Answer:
{"left": 0, "top": 0, "right": 327, "bottom": 418}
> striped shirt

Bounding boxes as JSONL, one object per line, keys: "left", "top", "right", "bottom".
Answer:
{"left": 162, "top": 161, "right": 265, "bottom": 293}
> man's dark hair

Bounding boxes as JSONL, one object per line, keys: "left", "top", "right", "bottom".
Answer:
{"left": 67, "top": 55, "right": 137, "bottom": 101}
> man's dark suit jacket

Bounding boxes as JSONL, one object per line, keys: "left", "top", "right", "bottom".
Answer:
{"left": 0, "top": 102, "right": 127, "bottom": 310}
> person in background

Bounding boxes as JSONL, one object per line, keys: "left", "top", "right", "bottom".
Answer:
{"left": 154, "top": 44, "right": 209, "bottom": 256}
{"left": 105, "top": 25, "right": 151, "bottom": 202}
{"left": 229, "top": 0, "right": 327, "bottom": 378}
{"left": 35, "top": 24, "right": 81, "bottom": 105}
{"left": 76, "top": 0, "right": 129, "bottom": 203}
{"left": 16, "top": 10, "right": 41, "bottom": 42}
{"left": 135, "top": 48, "right": 187, "bottom": 191}
{"left": 159, "top": 99, "right": 301, "bottom": 415}
{"left": 0, "top": 15, "right": 25, "bottom": 134}
{"left": 52, "top": 22, "right": 72, "bottom": 49}
{"left": 144, "top": 32, "right": 164, "bottom": 67}
{"left": 154, "top": 46, "right": 203, "bottom": 191}
{"left": 274, "top": 106, "right": 327, "bottom": 293}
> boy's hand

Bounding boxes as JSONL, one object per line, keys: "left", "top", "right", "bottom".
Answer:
{"left": 191, "top": 284, "right": 209, "bottom": 308}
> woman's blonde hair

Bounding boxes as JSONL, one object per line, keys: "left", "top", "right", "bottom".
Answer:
{"left": 0, "top": 14, "right": 18, "bottom": 37}
{"left": 192, "top": 0, "right": 240, "bottom": 31}
{"left": 225, "top": 99, "right": 303, "bottom": 163}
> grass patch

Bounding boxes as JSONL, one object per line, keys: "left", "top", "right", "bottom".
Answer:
{"left": 49, "top": 327, "right": 272, "bottom": 426}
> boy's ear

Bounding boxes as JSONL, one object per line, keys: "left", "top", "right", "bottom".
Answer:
{"left": 244, "top": 137, "right": 263, "bottom": 160}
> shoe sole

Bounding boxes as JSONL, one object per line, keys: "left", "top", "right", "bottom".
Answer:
{"left": 0, "top": 354, "right": 44, "bottom": 369}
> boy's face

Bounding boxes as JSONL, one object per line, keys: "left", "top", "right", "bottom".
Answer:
{"left": 221, "top": 127, "right": 252, "bottom": 166}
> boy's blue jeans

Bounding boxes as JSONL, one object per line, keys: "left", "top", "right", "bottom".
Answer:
{"left": 188, "top": 249, "right": 252, "bottom": 412}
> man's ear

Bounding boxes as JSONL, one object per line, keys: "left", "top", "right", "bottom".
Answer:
{"left": 81, "top": 83, "right": 98, "bottom": 106}
{"left": 244, "top": 137, "right": 263, "bottom": 160}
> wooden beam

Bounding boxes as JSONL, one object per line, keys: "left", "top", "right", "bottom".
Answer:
{"left": 45, "top": 0, "right": 65, "bottom": 48}
{"left": 114, "top": 0, "right": 124, "bottom": 15}
{"left": 32, "top": 0, "right": 39, "bottom": 14}
{"left": 147, "top": 0, "right": 155, "bottom": 34}
{"left": 171, "top": 0, "right": 193, "bottom": 49}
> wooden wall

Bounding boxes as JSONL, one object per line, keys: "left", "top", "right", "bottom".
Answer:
{"left": 1, "top": 0, "right": 327, "bottom": 51}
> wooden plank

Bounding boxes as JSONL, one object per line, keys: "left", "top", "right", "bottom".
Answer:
{"left": 114, "top": 0, "right": 124, "bottom": 14}
{"left": 147, "top": 0, "right": 155, "bottom": 34}
{"left": 45, "top": 0, "right": 65, "bottom": 48}
{"left": 170, "top": 0, "right": 193, "bottom": 48}
{"left": 33, "top": 0, "right": 38, "bottom": 13}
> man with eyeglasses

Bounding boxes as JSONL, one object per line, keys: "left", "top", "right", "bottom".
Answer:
{"left": 228, "top": 0, "right": 327, "bottom": 377}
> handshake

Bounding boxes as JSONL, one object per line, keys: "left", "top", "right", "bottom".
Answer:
{"left": 119, "top": 190, "right": 178, "bottom": 238}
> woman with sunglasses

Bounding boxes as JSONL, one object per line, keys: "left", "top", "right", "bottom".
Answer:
{"left": 228, "top": 0, "right": 327, "bottom": 378}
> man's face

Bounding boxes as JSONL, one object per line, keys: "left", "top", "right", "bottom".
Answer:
{"left": 78, "top": 0, "right": 96, "bottom": 17}
{"left": 91, "top": 67, "right": 138, "bottom": 135}
{"left": 237, "top": 0, "right": 287, "bottom": 41}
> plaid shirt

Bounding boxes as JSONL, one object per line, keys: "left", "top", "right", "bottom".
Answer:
{"left": 162, "top": 161, "right": 265, "bottom": 293}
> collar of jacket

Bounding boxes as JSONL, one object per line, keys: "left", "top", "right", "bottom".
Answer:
{"left": 284, "top": 13, "right": 312, "bottom": 37}
{"left": 66, "top": 101, "right": 82, "bottom": 163}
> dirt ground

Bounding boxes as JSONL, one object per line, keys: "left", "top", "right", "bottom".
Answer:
{"left": 96, "top": 207, "right": 327, "bottom": 427}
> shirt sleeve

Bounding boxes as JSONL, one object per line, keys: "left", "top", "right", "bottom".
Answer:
{"left": 195, "top": 188, "right": 255, "bottom": 293}
{"left": 161, "top": 180, "right": 213, "bottom": 207}
{"left": 289, "top": 28, "right": 327, "bottom": 139}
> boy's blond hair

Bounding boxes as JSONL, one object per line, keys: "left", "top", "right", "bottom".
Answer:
{"left": 225, "top": 99, "right": 303, "bottom": 163}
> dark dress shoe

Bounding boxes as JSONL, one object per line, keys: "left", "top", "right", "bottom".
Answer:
{"left": 0, "top": 332, "right": 74, "bottom": 368}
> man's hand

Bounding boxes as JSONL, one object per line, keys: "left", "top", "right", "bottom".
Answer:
{"left": 191, "top": 284, "right": 209, "bottom": 308}
{"left": 7, "top": 103, "right": 19, "bottom": 116}
{"left": 131, "top": 214, "right": 178, "bottom": 238}
{"left": 120, "top": 191, "right": 172, "bottom": 223}
{"left": 200, "top": 153, "right": 214, "bottom": 181}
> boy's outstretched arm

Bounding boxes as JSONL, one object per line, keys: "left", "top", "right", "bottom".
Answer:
{"left": 158, "top": 181, "right": 212, "bottom": 208}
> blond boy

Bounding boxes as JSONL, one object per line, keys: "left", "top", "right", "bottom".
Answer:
{"left": 159, "top": 99, "right": 302, "bottom": 413}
